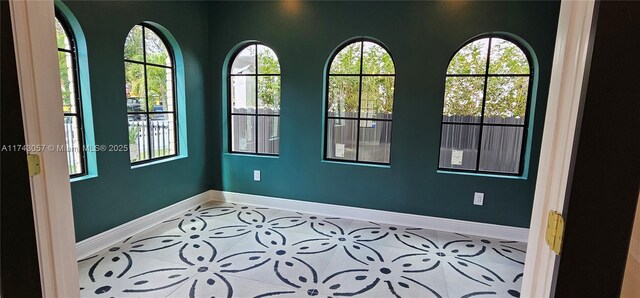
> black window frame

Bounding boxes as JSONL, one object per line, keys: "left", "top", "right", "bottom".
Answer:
{"left": 124, "top": 23, "right": 179, "bottom": 165}
{"left": 227, "top": 42, "right": 281, "bottom": 156}
{"left": 323, "top": 38, "right": 397, "bottom": 165}
{"left": 437, "top": 34, "right": 535, "bottom": 176}
{"left": 56, "top": 10, "right": 87, "bottom": 178}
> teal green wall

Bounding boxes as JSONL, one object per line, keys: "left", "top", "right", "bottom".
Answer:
{"left": 64, "top": 1, "right": 213, "bottom": 241}
{"left": 209, "top": 1, "right": 560, "bottom": 228}
{"left": 67, "top": 0, "right": 560, "bottom": 241}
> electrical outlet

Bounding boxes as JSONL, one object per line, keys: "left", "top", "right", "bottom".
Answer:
{"left": 253, "top": 170, "right": 261, "bottom": 181}
{"left": 474, "top": 192, "right": 484, "bottom": 205}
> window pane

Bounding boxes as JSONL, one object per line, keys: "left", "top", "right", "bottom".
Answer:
{"left": 231, "top": 115, "right": 256, "bottom": 153}
{"left": 442, "top": 77, "right": 484, "bottom": 123}
{"left": 258, "top": 76, "right": 280, "bottom": 115}
{"left": 55, "top": 18, "right": 71, "bottom": 50}
{"left": 488, "top": 38, "right": 530, "bottom": 74}
{"left": 362, "top": 41, "right": 394, "bottom": 74}
{"left": 257, "top": 45, "right": 280, "bottom": 74}
{"left": 58, "top": 51, "right": 77, "bottom": 114}
{"left": 358, "top": 120, "right": 392, "bottom": 163}
{"left": 64, "top": 116, "right": 82, "bottom": 175}
{"left": 326, "top": 119, "right": 357, "bottom": 161}
{"left": 439, "top": 124, "right": 480, "bottom": 171}
{"left": 329, "top": 42, "right": 362, "bottom": 74}
{"left": 144, "top": 27, "right": 171, "bottom": 66}
{"left": 447, "top": 38, "right": 489, "bottom": 75}
{"left": 125, "top": 62, "right": 147, "bottom": 112}
{"left": 129, "top": 114, "right": 149, "bottom": 162}
{"left": 479, "top": 126, "right": 524, "bottom": 174}
{"left": 484, "top": 76, "right": 529, "bottom": 125}
{"left": 150, "top": 113, "right": 176, "bottom": 158}
{"left": 231, "top": 76, "right": 256, "bottom": 114}
{"left": 124, "top": 25, "right": 144, "bottom": 62}
{"left": 231, "top": 45, "right": 256, "bottom": 74}
{"left": 360, "top": 76, "right": 394, "bottom": 119}
{"left": 146, "top": 65, "right": 174, "bottom": 112}
{"left": 257, "top": 116, "right": 279, "bottom": 154}
{"left": 328, "top": 76, "right": 359, "bottom": 117}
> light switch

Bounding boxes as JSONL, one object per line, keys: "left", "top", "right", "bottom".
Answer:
{"left": 253, "top": 170, "right": 261, "bottom": 181}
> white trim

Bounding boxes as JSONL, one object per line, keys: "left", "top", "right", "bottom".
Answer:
{"left": 76, "top": 191, "right": 214, "bottom": 260}
{"left": 521, "top": 0, "right": 596, "bottom": 297}
{"left": 211, "top": 190, "right": 529, "bottom": 242}
{"left": 10, "top": 0, "right": 79, "bottom": 296}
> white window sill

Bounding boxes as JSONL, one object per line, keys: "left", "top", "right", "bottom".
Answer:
{"left": 131, "top": 154, "right": 187, "bottom": 169}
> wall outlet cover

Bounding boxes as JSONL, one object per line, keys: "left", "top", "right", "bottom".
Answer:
{"left": 474, "top": 192, "right": 484, "bottom": 205}
{"left": 253, "top": 170, "right": 261, "bottom": 181}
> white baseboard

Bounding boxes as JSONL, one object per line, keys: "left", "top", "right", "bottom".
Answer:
{"left": 76, "top": 190, "right": 214, "bottom": 260}
{"left": 76, "top": 189, "right": 528, "bottom": 259}
{"left": 211, "top": 190, "right": 529, "bottom": 243}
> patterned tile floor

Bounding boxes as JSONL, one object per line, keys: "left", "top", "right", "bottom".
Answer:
{"left": 78, "top": 201, "right": 526, "bottom": 297}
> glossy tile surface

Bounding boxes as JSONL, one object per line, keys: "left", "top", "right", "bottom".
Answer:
{"left": 78, "top": 202, "right": 526, "bottom": 297}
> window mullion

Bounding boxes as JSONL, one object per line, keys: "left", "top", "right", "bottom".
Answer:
{"left": 254, "top": 45, "right": 259, "bottom": 154}
{"left": 141, "top": 26, "right": 153, "bottom": 160}
{"left": 475, "top": 37, "right": 492, "bottom": 172}
{"left": 355, "top": 41, "right": 364, "bottom": 162}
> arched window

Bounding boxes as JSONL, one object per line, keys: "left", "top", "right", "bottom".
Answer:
{"left": 439, "top": 35, "right": 533, "bottom": 175}
{"left": 228, "top": 43, "right": 281, "bottom": 155}
{"left": 124, "top": 24, "right": 177, "bottom": 164}
{"left": 325, "top": 39, "right": 396, "bottom": 164}
{"left": 56, "top": 12, "right": 86, "bottom": 176}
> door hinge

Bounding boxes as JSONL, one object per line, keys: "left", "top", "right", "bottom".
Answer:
{"left": 545, "top": 210, "right": 565, "bottom": 255}
{"left": 27, "top": 154, "right": 41, "bottom": 177}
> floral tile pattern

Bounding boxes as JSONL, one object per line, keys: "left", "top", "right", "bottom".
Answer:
{"left": 78, "top": 201, "right": 526, "bottom": 297}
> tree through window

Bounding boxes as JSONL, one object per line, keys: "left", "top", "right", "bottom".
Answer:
{"left": 124, "top": 24, "right": 178, "bottom": 164}
{"left": 325, "top": 39, "right": 396, "bottom": 164}
{"left": 439, "top": 35, "right": 533, "bottom": 175}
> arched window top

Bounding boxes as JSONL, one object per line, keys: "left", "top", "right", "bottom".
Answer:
{"left": 329, "top": 39, "right": 395, "bottom": 75}
{"left": 124, "top": 24, "right": 173, "bottom": 67}
{"left": 231, "top": 43, "right": 281, "bottom": 75}
{"left": 55, "top": 17, "right": 73, "bottom": 51}
{"left": 447, "top": 36, "right": 530, "bottom": 75}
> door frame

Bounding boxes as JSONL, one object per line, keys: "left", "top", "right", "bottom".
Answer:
{"left": 9, "top": 0, "right": 80, "bottom": 296}
{"left": 520, "top": 0, "right": 596, "bottom": 296}
{"left": 9, "top": 0, "right": 595, "bottom": 297}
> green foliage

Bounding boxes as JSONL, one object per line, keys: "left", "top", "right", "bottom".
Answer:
{"left": 443, "top": 77, "right": 483, "bottom": 117}
{"left": 485, "top": 77, "right": 528, "bottom": 118}
{"left": 128, "top": 126, "right": 140, "bottom": 144}
{"left": 56, "top": 19, "right": 73, "bottom": 112}
{"left": 361, "top": 77, "right": 394, "bottom": 116}
{"left": 330, "top": 43, "right": 361, "bottom": 74}
{"left": 328, "top": 76, "right": 360, "bottom": 114}
{"left": 447, "top": 39, "right": 488, "bottom": 75}
{"left": 257, "top": 46, "right": 281, "bottom": 109}
{"left": 328, "top": 41, "right": 395, "bottom": 116}
{"left": 124, "top": 25, "right": 143, "bottom": 62}
{"left": 444, "top": 38, "right": 530, "bottom": 119}
{"left": 58, "top": 51, "right": 73, "bottom": 112}
{"left": 258, "top": 76, "right": 280, "bottom": 109}
{"left": 124, "top": 26, "right": 171, "bottom": 108}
